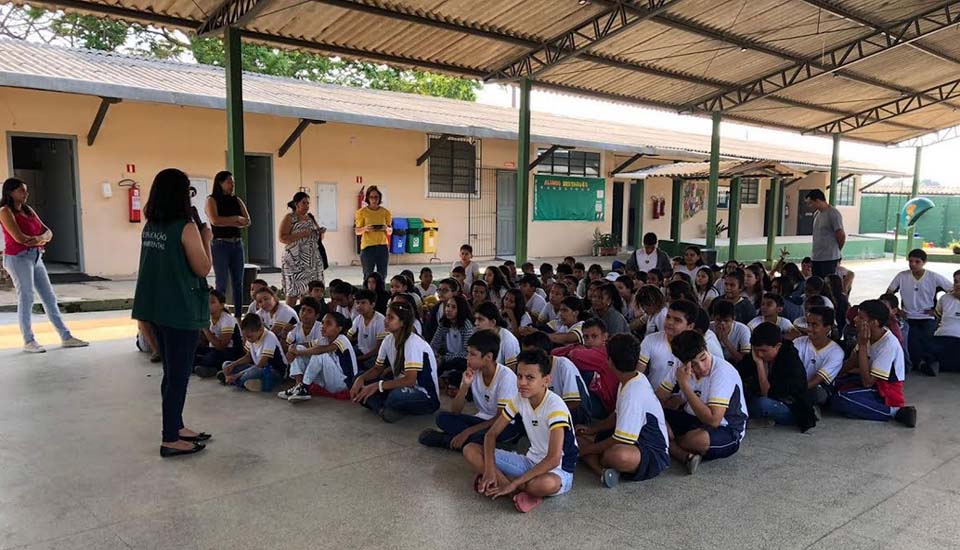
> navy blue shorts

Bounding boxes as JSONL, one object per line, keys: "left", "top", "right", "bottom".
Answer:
{"left": 664, "top": 409, "right": 741, "bottom": 461}
{"left": 597, "top": 430, "right": 670, "bottom": 481}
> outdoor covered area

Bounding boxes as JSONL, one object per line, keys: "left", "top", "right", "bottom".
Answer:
{"left": 14, "top": 0, "right": 960, "bottom": 264}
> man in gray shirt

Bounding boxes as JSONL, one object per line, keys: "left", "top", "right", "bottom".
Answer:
{"left": 804, "top": 189, "right": 846, "bottom": 277}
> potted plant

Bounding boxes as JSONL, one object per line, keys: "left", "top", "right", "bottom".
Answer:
{"left": 949, "top": 240, "right": 960, "bottom": 254}
{"left": 592, "top": 228, "right": 619, "bottom": 256}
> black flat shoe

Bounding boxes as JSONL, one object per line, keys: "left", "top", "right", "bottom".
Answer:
{"left": 160, "top": 442, "right": 205, "bottom": 458}
{"left": 180, "top": 432, "right": 212, "bottom": 442}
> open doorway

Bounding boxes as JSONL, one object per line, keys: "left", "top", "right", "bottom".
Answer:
{"left": 8, "top": 135, "right": 82, "bottom": 270}
{"left": 245, "top": 154, "right": 274, "bottom": 267}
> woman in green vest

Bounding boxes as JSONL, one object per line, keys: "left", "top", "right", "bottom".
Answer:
{"left": 133, "top": 168, "right": 214, "bottom": 458}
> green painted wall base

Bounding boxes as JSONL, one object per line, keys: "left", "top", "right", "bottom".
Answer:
{"left": 659, "top": 237, "right": 885, "bottom": 265}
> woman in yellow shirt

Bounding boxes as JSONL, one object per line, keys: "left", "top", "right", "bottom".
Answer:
{"left": 355, "top": 186, "right": 392, "bottom": 279}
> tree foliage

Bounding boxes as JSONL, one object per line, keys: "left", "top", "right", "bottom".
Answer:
{"left": 0, "top": 4, "right": 481, "bottom": 101}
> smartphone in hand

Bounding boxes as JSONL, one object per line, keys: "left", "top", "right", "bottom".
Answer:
{"left": 191, "top": 206, "right": 206, "bottom": 228}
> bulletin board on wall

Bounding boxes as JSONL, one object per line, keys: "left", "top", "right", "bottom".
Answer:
{"left": 533, "top": 174, "right": 606, "bottom": 221}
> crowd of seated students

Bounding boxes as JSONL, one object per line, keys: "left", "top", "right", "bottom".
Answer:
{"left": 137, "top": 231, "right": 960, "bottom": 513}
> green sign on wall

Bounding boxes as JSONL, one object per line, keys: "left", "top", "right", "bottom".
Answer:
{"left": 533, "top": 175, "right": 606, "bottom": 221}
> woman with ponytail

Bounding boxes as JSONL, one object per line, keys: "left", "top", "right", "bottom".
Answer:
{"left": 279, "top": 191, "right": 323, "bottom": 306}
{"left": 350, "top": 300, "right": 440, "bottom": 422}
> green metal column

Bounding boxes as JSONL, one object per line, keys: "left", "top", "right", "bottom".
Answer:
{"left": 225, "top": 26, "right": 247, "bottom": 202}
{"left": 670, "top": 177, "right": 683, "bottom": 255}
{"left": 906, "top": 145, "right": 923, "bottom": 252}
{"left": 705, "top": 111, "right": 721, "bottom": 249}
{"left": 630, "top": 179, "right": 644, "bottom": 248}
{"left": 828, "top": 133, "right": 840, "bottom": 204}
{"left": 515, "top": 77, "right": 532, "bottom": 264}
{"left": 728, "top": 176, "right": 741, "bottom": 262}
{"left": 766, "top": 178, "right": 781, "bottom": 264}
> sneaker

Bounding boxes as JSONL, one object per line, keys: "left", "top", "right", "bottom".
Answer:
{"left": 601, "top": 468, "right": 620, "bottom": 489}
{"left": 61, "top": 337, "right": 89, "bottom": 348}
{"left": 23, "top": 341, "right": 46, "bottom": 354}
{"left": 418, "top": 428, "right": 449, "bottom": 448}
{"left": 216, "top": 371, "right": 227, "bottom": 385}
{"left": 277, "top": 384, "right": 299, "bottom": 400}
{"left": 243, "top": 379, "right": 262, "bottom": 392}
{"left": 194, "top": 365, "right": 219, "bottom": 378}
{"left": 685, "top": 454, "right": 702, "bottom": 475}
{"left": 512, "top": 491, "right": 543, "bottom": 513}
{"left": 287, "top": 384, "right": 312, "bottom": 402}
{"left": 380, "top": 407, "right": 404, "bottom": 423}
{"left": 895, "top": 406, "right": 917, "bottom": 428}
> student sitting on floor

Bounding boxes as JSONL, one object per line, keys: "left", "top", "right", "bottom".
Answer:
{"left": 576, "top": 333, "right": 669, "bottom": 488}
{"left": 418, "top": 267, "right": 437, "bottom": 298}
{"left": 219, "top": 313, "right": 288, "bottom": 392}
{"left": 279, "top": 310, "right": 356, "bottom": 402}
{"left": 503, "top": 288, "right": 534, "bottom": 336}
{"left": 523, "top": 331, "right": 591, "bottom": 425}
{"left": 389, "top": 292, "right": 424, "bottom": 335}
{"left": 539, "top": 295, "right": 587, "bottom": 347}
{"left": 634, "top": 284, "right": 667, "bottom": 337}
{"left": 423, "top": 277, "right": 458, "bottom": 342}
{"left": 462, "top": 348, "right": 579, "bottom": 513}
{"left": 453, "top": 243, "right": 482, "bottom": 288}
{"left": 330, "top": 280, "right": 360, "bottom": 322}
{"left": 737, "top": 323, "right": 815, "bottom": 431}
{"left": 419, "top": 330, "right": 519, "bottom": 450}
{"left": 473, "top": 302, "right": 521, "bottom": 371}
{"left": 255, "top": 287, "right": 299, "bottom": 344}
{"left": 519, "top": 274, "right": 548, "bottom": 325}
{"left": 246, "top": 279, "right": 269, "bottom": 316}
{"left": 748, "top": 293, "right": 799, "bottom": 339}
{"left": 722, "top": 269, "right": 757, "bottom": 324}
{"left": 538, "top": 281, "right": 569, "bottom": 326}
{"left": 431, "top": 294, "right": 475, "bottom": 389}
{"left": 136, "top": 320, "right": 162, "bottom": 363}
{"left": 639, "top": 299, "right": 699, "bottom": 390}
{"left": 655, "top": 330, "right": 748, "bottom": 475}
{"left": 795, "top": 306, "right": 845, "bottom": 408}
{"left": 933, "top": 270, "right": 960, "bottom": 372}
{"left": 391, "top": 274, "right": 423, "bottom": 307}
{"left": 711, "top": 299, "right": 752, "bottom": 365}
{"left": 831, "top": 300, "right": 917, "bottom": 427}
{"left": 194, "top": 289, "right": 243, "bottom": 378}
{"left": 297, "top": 280, "right": 329, "bottom": 318}
{"left": 552, "top": 318, "right": 618, "bottom": 421}
{"left": 349, "top": 290, "right": 387, "bottom": 373}
{"left": 694, "top": 307, "right": 725, "bottom": 358}
{"left": 275, "top": 298, "right": 322, "bottom": 399}
{"left": 792, "top": 295, "right": 828, "bottom": 337}
{"left": 350, "top": 301, "right": 440, "bottom": 423}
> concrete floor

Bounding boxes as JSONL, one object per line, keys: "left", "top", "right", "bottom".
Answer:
{"left": 2, "top": 333, "right": 960, "bottom": 550}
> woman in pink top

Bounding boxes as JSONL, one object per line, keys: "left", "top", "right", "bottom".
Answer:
{"left": 0, "top": 177, "right": 87, "bottom": 353}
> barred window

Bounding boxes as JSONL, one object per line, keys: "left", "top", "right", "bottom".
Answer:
{"left": 741, "top": 178, "right": 759, "bottom": 204}
{"left": 536, "top": 149, "right": 600, "bottom": 177}
{"left": 837, "top": 178, "right": 855, "bottom": 206}
{"left": 428, "top": 137, "right": 477, "bottom": 195}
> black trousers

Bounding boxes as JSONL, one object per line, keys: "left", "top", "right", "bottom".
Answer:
{"left": 155, "top": 325, "right": 200, "bottom": 443}
{"left": 811, "top": 259, "right": 839, "bottom": 278}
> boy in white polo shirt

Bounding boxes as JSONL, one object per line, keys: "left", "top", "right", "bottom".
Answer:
{"left": 887, "top": 249, "right": 952, "bottom": 375}
{"left": 794, "top": 306, "right": 845, "bottom": 407}
{"left": 220, "top": 313, "right": 288, "bottom": 392}
{"left": 748, "top": 293, "right": 798, "bottom": 339}
{"left": 711, "top": 299, "right": 752, "bottom": 365}
{"left": 349, "top": 290, "right": 387, "bottom": 372}
{"left": 933, "top": 270, "right": 960, "bottom": 372}
{"left": 462, "top": 349, "right": 579, "bottom": 513}
{"left": 639, "top": 299, "right": 698, "bottom": 390}
{"left": 577, "top": 333, "right": 669, "bottom": 488}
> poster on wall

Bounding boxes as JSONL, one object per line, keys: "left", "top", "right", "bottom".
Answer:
{"left": 682, "top": 181, "right": 705, "bottom": 220}
{"left": 533, "top": 174, "right": 606, "bottom": 221}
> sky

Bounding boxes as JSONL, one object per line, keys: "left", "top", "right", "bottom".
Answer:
{"left": 476, "top": 83, "right": 960, "bottom": 187}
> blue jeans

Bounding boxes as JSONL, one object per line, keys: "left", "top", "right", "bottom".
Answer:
{"left": 747, "top": 396, "right": 796, "bottom": 425}
{"left": 363, "top": 386, "right": 439, "bottom": 417}
{"left": 907, "top": 318, "right": 938, "bottom": 366}
{"left": 360, "top": 244, "right": 389, "bottom": 281}
{"left": 934, "top": 336, "right": 960, "bottom": 372}
{"left": 3, "top": 249, "right": 72, "bottom": 345}
{"left": 211, "top": 239, "right": 245, "bottom": 313}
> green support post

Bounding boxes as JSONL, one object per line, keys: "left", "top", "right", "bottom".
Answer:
{"left": 728, "top": 176, "right": 741, "bottom": 262}
{"left": 515, "top": 77, "right": 532, "bottom": 265}
{"left": 766, "top": 178, "right": 781, "bottom": 265}
{"left": 225, "top": 26, "right": 247, "bottom": 202}
{"left": 828, "top": 133, "right": 840, "bottom": 204}
{"left": 670, "top": 178, "right": 683, "bottom": 256}
{"left": 906, "top": 145, "right": 923, "bottom": 252}
{"left": 705, "top": 111, "right": 721, "bottom": 249}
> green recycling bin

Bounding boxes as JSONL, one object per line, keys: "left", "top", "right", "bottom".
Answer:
{"left": 406, "top": 217, "right": 424, "bottom": 253}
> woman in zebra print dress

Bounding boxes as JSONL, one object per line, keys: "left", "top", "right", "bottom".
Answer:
{"left": 280, "top": 192, "right": 323, "bottom": 306}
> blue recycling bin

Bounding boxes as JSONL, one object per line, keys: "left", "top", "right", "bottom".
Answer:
{"left": 391, "top": 217, "right": 408, "bottom": 254}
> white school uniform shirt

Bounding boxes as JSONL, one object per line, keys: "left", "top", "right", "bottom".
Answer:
{"left": 414, "top": 319, "right": 423, "bottom": 336}
{"left": 375, "top": 332, "right": 439, "bottom": 400}
{"left": 697, "top": 286, "right": 720, "bottom": 307}
{"left": 710, "top": 321, "right": 752, "bottom": 362}
{"left": 646, "top": 307, "right": 667, "bottom": 336}
{"left": 866, "top": 330, "right": 906, "bottom": 383}
{"left": 259, "top": 303, "right": 299, "bottom": 333}
{"left": 792, "top": 316, "right": 809, "bottom": 332}
{"left": 612, "top": 373, "right": 669, "bottom": 455}
{"left": 704, "top": 329, "right": 724, "bottom": 357}
{"left": 540, "top": 302, "right": 561, "bottom": 324}
{"left": 888, "top": 270, "right": 952, "bottom": 320}
{"left": 336, "top": 303, "right": 361, "bottom": 321}
{"left": 502, "top": 390, "right": 579, "bottom": 473}
{"left": 674, "top": 265, "right": 707, "bottom": 280}
{"left": 638, "top": 331, "right": 682, "bottom": 390}
{"left": 286, "top": 320, "right": 323, "bottom": 348}
{"left": 935, "top": 293, "right": 960, "bottom": 338}
{"left": 247, "top": 302, "right": 259, "bottom": 315}
{"left": 328, "top": 333, "right": 358, "bottom": 382}
{"left": 747, "top": 316, "right": 796, "bottom": 336}
{"left": 794, "top": 336, "right": 845, "bottom": 385}
{"left": 549, "top": 355, "right": 586, "bottom": 404}
{"left": 633, "top": 249, "right": 659, "bottom": 270}
{"left": 455, "top": 260, "right": 482, "bottom": 288}
{"left": 471, "top": 363, "right": 518, "bottom": 420}
{"left": 245, "top": 330, "right": 287, "bottom": 365}
{"left": 802, "top": 296, "right": 834, "bottom": 310}
{"left": 418, "top": 283, "right": 437, "bottom": 298}
{"left": 349, "top": 312, "right": 387, "bottom": 355}
{"left": 518, "top": 312, "right": 533, "bottom": 328}
{"left": 209, "top": 313, "right": 238, "bottom": 348}
{"left": 546, "top": 320, "right": 585, "bottom": 345}
{"left": 525, "top": 293, "right": 548, "bottom": 324}
{"left": 658, "top": 355, "right": 748, "bottom": 440}
{"left": 493, "top": 327, "right": 521, "bottom": 370}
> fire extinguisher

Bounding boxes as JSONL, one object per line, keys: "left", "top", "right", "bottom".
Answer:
{"left": 652, "top": 196, "right": 660, "bottom": 219}
{"left": 658, "top": 196, "right": 666, "bottom": 217}
{"left": 357, "top": 185, "right": 365, "bottom": 209}
{"left": 119, "top": 178, "right": 141, "bottom": 223}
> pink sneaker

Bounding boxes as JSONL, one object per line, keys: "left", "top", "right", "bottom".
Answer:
{"left": 512, "top": 491, "right": 543, "bottom": 513}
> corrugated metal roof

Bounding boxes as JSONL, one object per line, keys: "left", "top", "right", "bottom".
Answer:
{"left": 863, "top": 183, "right": 960, "bottom": 195}
{"left": 0, "top": 39, "right": 909, "bottom": 176}
{"left": 617, "top": 160, "right": 810, "bottom": 180}
{"left": 14, "top": 0, "right": 960, "bottom": 146}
